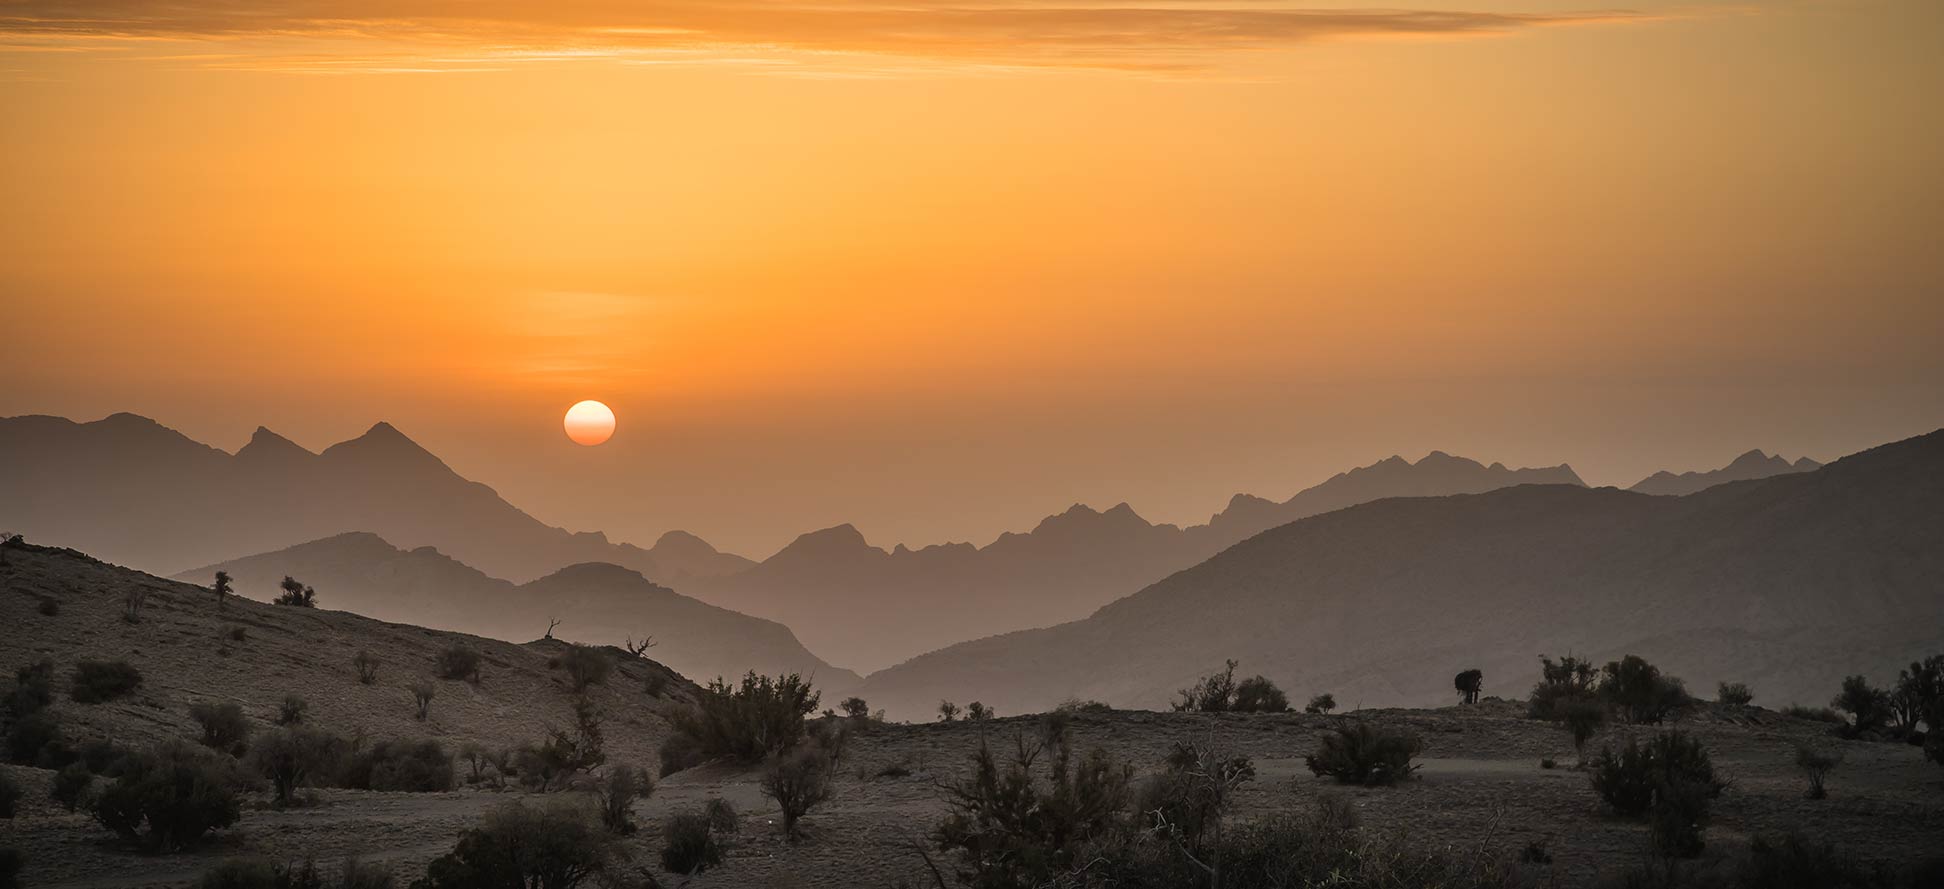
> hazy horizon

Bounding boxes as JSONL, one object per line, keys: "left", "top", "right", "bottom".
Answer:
{"left": 4, "top": 0, "right": 1941, "bottom": 556}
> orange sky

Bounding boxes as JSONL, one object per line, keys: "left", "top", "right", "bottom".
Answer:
{"left": 3, "top": 0, "right": 1941, "bottom": 556}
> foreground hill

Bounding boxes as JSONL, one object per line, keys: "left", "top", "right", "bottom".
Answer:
{"left": 857, "top": 429, "right": 1944, "bottom": 719}
{"left": 175, "top": 532, "right": 861, "bottom": 688}
{"left": 695, "top": 452, "right": 1583, "bottom": 670}
{"left": 1629, "top": 448, "right": 1822, "bottom": 496}
{"left": 0, "top": 542, "right": 695, "bottom": 780}
{"left": 0, "top": 412, "right": 754, "bottom": 584}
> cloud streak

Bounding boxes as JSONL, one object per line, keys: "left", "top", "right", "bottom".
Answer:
{"left": 0, "top": 1, "right": 1653, "bottom": 73}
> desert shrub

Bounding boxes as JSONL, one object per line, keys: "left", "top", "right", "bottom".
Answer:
{"left": 410, "top": 683, "right": 435, "bottom": 720}
{"left": 90, "top": 742, "right": 241, "bottom": 852}
{"left": 273, "top": 576, "right": 316, "bottom": 608}
{"left": 939, "top": 700, "right": 960, "bottom": 722}
{"left": 1455, "top": 668, "right": 1484, "bottom": 704}
{"left": 840, "top": 696, "right": 871, "bottom": 720}
{"left": 1832, "top": 675, "right": 1891, "bottom": 737}
{"left": 339, "top": 739, "right": 453, "bottom": 792}
{"left": 808, "top": 715, "right": 853, "bottom": 765}
{"left": 352, "top": 651, "right": 380, "bottom": 685}
{"left": 1056, "top": 698, "right": 1113, "bottom": 714}
{"left": 594, "top": 764, "right": 652, "bottom": 835}
{"left": 1529, "top": 654, "right": 1599, "bottom": 721}
{"left": 554, "top": 645, "right": 610, "bottom": 692}
{"left": 1540, "top": 757, "right": 1558, "bottom": 770}
{"left": 227, "top": 626, "right": 247, "bottom": 643}
{"left": 277, "top": 696, "right": 307, "bottom": 726}
{"left": 5, "top": 660, "right": 54, "bottom": 718}
{"left": 1304, "top": 721, "right": 1422, "bottom": 785}
{"left": 1795, "top": 745, "right": 1841, "bottom": 799}
{"left": 704, "top": 797, "right": 740, "bottom": 834}
{"left": 419, "top": 802, "right": 613, "bottom": 889}
{"left": 1520, "top": 840, "right": 1554, "bottom": 865}
{"left": 516, "top": 697, "right": 606, "bottom": 791}
{"left": 1890, "top": 655, "right": 1943, "bottom": 733}
{"left": 212, "top": 571, "right": 232, "bottom": 611}
{"left": 761, "top": 741, "right": 833, "bottom": 841}
{"left": 1304, "top": 693, "right": 1337, "bottom": 715}
{"left": 1563, "top": 698, "right": 1606, "bottom": 758}
{"left": 966, "top": 701, "right": 994, "bottom": 721}
{"left": 0, "top": 771, "right": 18, "bottom": 818}
{"left": 189, "top": 702, "right": 252, "bottom": 755}
{"left": 70, "top": 660, "right": 143, "bottom": 704}
{"left": 1173, "top": 659, "right": 1241, "bottom": 712}
{"left": 1137, "top": 739, "right": 1255, "bottom": 863}
{"left": 660, "top": 812, "right": 725, "bottom": 876}
{"left": 933, "top": 720, "right": 1133, "bottom": 888}
{"left": 36, "top": 598, "right": 58, "bottom": 617}
{"left": 1600, "top": 655, "right": 1695, "bottom": 724}
{"left": 434, "top": 646, "right": 481, "bottom": 684}
{"left": 663, "top": 672, "right": 819, "bottom": 767}
{"left": 1717, "top": 682, "right": 1754, "bottom": 708}
{"left": 52, "top": 761, "right": 94, "bottom": 810}
{"left": 249, "top": 726, "right": 344, "bottom": 805}
{"left": 643, "top": 673, "right": 668, "bottom": 698}
{"left": 1589, "top": 731, "right": 1724, "bottom": 856}
{"left": 122, "top": 587, "right": 147, "bottom": 623}
{"left": 1232, "top": 676, "right": 1290, "bottom": 713}
{"left": 3, "top": 712, "right": 69, "bottom": 767}
{"left": 1782, "top": 704, "right": 1844, "bottom": 723}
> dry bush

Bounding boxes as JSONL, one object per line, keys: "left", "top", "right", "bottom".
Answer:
{"left": 410, "top": 683, "right": 435, "bottom": 721}
{"left": 188, "top": 702, "right": 252, "bottom": 756}
{"left": 1589, "top": 731, "right": 1724, "bottom": 857}
{"left": 660, "top": 811, "right": 726, "bottom": 876}
{"left": 340, "top": 739, "right": 454, "bottom": 792}
{"left": 435, "top": 646, "right": 480, "bottom": 684}
{"left": 90, "top": 742, "right": 241, "bottom": 852}
{"left": 660, "top": 672, "right": 819, "bottom": 774}
{"left": 761, "top": 742, "right": 833, "bottom": 841}
{"left": 352, "top": 650, "right": 380, "bottom": 685}
{"left": 1717, "top": 681, "right": 1754, "bottom": 708}
{"left": 70, "top": 660, "right": 142, "bottom": 704}
{"left": 594, "top": 764, "right": 652, "bottom": 835}
{"left": 554, "top": 645, "right": 610, "bottom": 693}
{"left": 1304, "top": 722, "right": 1422, "bottom": 786}
{"left": 419, "top": 802, "right": 613, "bottom": 889}
{"left": 1795, "top": 745, "right": 1841, "bottom": 799}
{"left": 249, "top": 726, "right": 345, "bottom": 806}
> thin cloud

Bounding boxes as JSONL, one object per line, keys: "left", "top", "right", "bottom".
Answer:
{"left": 0, "top": 2, "right": 1656, "bottom": 74}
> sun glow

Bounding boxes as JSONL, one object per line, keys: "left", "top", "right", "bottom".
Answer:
{"left": 564, "top": 400, "right": 616, "bottom": 446}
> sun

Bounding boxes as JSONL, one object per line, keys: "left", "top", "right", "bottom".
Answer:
{"left": 563, "top": 400, "right": 615, "bottom": 446}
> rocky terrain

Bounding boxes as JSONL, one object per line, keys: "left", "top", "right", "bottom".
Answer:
{"left": 4, "top": 542, "right": 1943, "bottom": 888}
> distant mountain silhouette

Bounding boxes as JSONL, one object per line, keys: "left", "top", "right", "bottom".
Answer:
{"left": 854, "top": 429, "right": 1944, "bottom": 720}
{"left": 174, "top": 532, "right": 858, "bottom": 688}
{"left": 691, "top": 453, "right": 1584, "bottom": 670}
{"left": 1628, "top": 449, "right": 1822, "bottom": 496}
{"left": 0, "top": 413, "right": 754, "bottom": 584}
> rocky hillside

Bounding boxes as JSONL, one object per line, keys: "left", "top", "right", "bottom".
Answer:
{"left": 175, "top": 532, "right": 861, "bottom": 689}
{"left": 0, "top": 542, "right": 696, "bottom": 770}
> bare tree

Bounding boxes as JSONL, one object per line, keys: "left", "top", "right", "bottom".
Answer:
{"left": 544, "top": 617, "right": 561, "bottom": 640}
{"left": 624, "top": 636, "right": 656, "bottom": 658}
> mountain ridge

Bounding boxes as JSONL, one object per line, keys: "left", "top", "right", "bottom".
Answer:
{"left": 173, "top": 531, "right": 860, "bottom": 688}
{"left": 850, "top": 428, "right": 1944, "bottom": 719}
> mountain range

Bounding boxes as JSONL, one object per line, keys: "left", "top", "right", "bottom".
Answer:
{"left": 687, "top": 452, "right": 1587, "bottom": 670}
{"left": 2, "top": 410, "right": 1849, "bottom": 681}
{"left": 173, "top": 531, "right": 859, "bottom": 688}
{"left": 1627, "top": 449, "right": 1822, "bottom": 496}
{"left": 851, "top": 429, "right": 1944, "bottom": 720}
{"left": 0, "top": 413, "right": 753, "bottom": 585}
